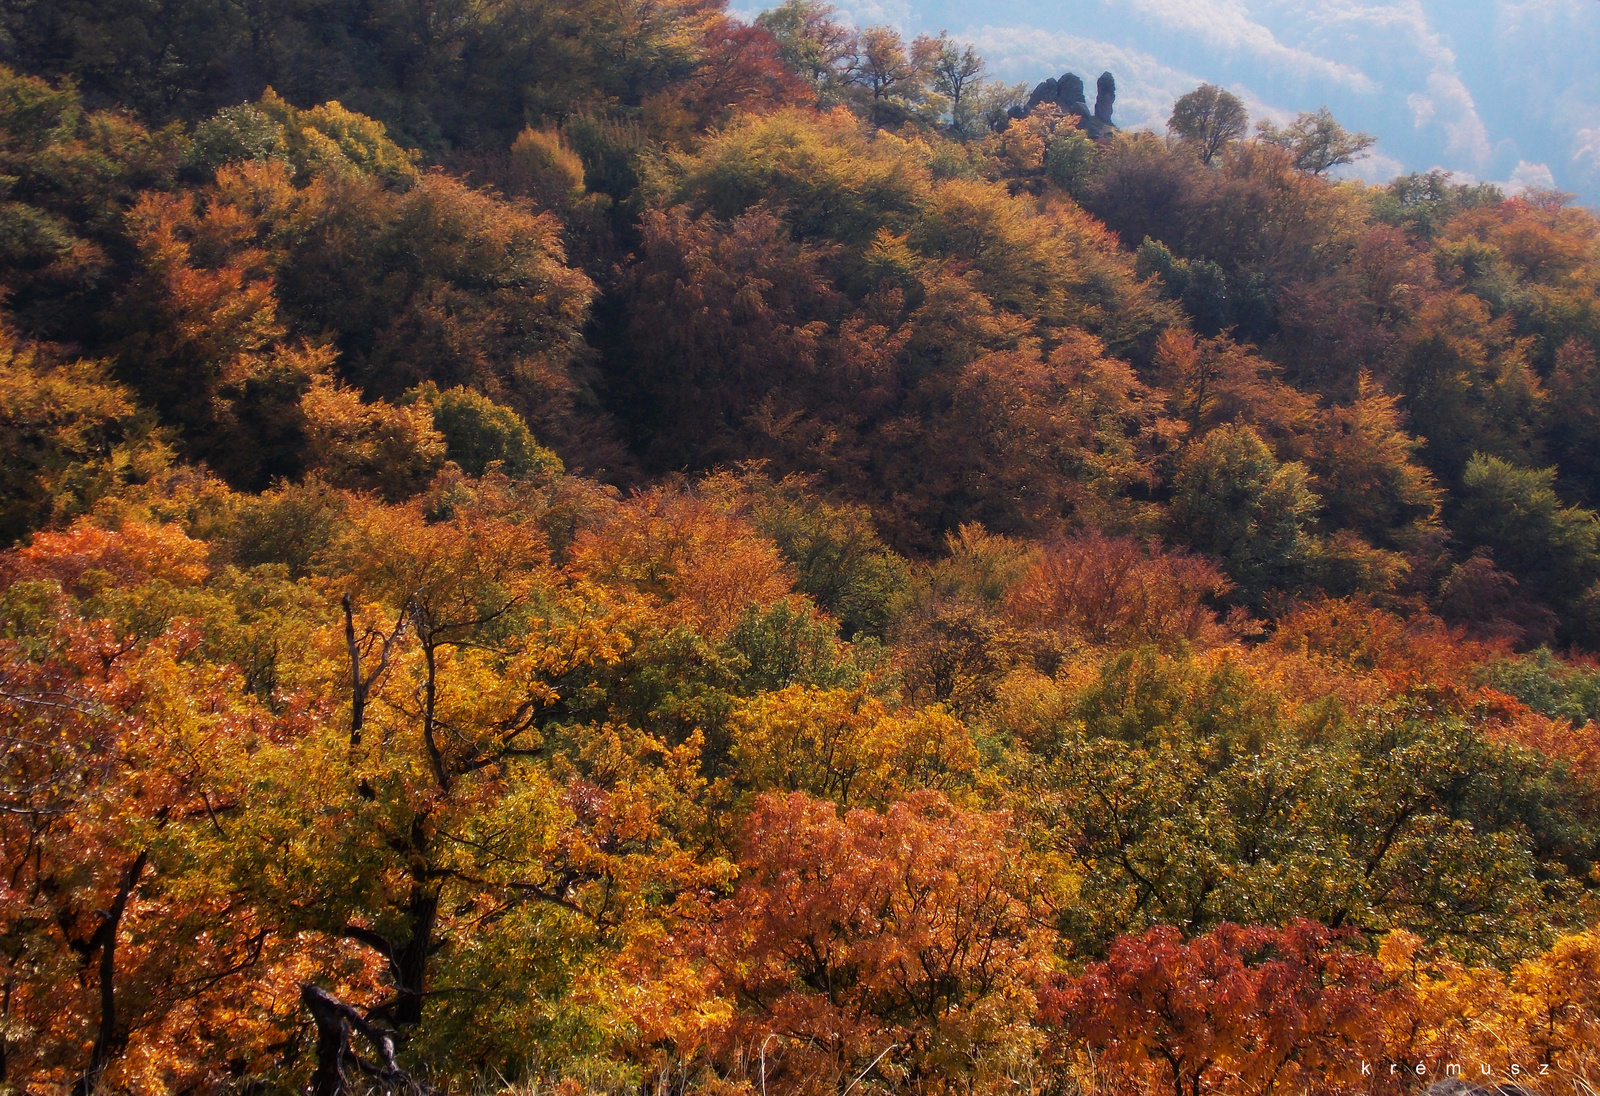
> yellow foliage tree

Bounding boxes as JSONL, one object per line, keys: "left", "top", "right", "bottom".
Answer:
{"left": 731, "top": 684, "right": 980, "bottom": 810}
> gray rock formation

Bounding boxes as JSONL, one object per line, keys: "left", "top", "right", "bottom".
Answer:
{"left": 1023, "top": 73, "right": 1087, "bottom": 116}
{"left": 1014, "top": 70, "right": 1119, "bottom": 139}
{"left": 1095, "top": 71, "right": 1115, "bottom": 123}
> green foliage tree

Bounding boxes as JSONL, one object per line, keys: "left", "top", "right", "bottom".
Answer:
{"left": 1484, "top": 647, "right": 1600, "bottom": 726}
{"left": 1044, "top": 125, "right": 1099, "bottom": 195}
{"left": 1456, "top": 454, "right": 1600, "bottom": 612}
{"left": 1256, "top": 107, "right": 1375, "bottom": 175}
{"left": 1136, "top": 237, "right": 1269, "bottom": 336}
{"left": 1168, "top": 84, "right": 1249, "bottom": 166}
{"left": 1170, "top": 425, "right": 1320, "bottom": 605}
{"left": 1373, "top": 169, "right": 1504, "bottom": 240}
{"left": 926, "top": 32, "right": 997, "bottom": 138}
{"left": 723, "top": 600, "right": 876, "bottom": 693}
{"left": 412, "top": 383, "right": 563, "bottom": 479}
{"left": 706, "top": 471, "right": 911, "bottom": 639}
{"left": 847, "top": 27, "right": 931, "bottom": 127}
{"left": 1007, "top": 647, "right": 1595, "bottom": 960}
{"left": 756, "top": 0, "right": 855, "bottom": 100}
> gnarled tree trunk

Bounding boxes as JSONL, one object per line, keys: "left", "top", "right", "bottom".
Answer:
{"left": 301, "top": 984, "right": 437, "bottom": 1096}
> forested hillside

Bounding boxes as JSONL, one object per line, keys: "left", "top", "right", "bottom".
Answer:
{"left": 4, "top": 0, "right": 1600, "bottom": 1092}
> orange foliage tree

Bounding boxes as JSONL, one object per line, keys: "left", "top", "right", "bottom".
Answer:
{"left": 1004, "top": 532, "right": 1233, "bottom": 648}
{"left": 0, "top": 522, "right": 294, "bottom": 1092}
{"left": 571, "top": 487, "right": 797, "bottom": 640}
{"left": 647, "top": 791, "right": 1055, "bottom": 1095}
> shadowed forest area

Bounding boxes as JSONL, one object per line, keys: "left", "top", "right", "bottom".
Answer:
{"left": 4, "top": 1, "right": 1600, "bottom": 1092}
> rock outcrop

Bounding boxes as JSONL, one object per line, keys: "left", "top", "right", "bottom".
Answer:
{"left": 1012, "top": 70, "right": 1119, "bottom": 139}
{"left": 1095, "top": 71, "right": 1115, "bottom": 123}
{"left": 1025, "top": 73, "right": 1088, "bottom": 116}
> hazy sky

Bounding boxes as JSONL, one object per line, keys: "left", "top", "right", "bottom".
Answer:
{"left": 743, "top": 0, "right": 1600, "bottom": 204}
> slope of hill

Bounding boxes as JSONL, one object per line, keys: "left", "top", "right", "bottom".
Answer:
{"left": 3, "top": 3, "right": 1600, "bottom": 1092}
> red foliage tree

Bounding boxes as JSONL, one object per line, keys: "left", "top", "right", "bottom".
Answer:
{"left": 674, "top": 19, "right": 811, "bottom": 127}
{"left": 1039, "top": 921, "right": 1396, "bottom": 1096}
{"left": 615, "top": 206, "right": 847, "bottom": 468}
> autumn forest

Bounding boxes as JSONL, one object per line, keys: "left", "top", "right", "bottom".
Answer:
{"left": 4, "top": 0, "right": 1600, "bottom": 1093}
